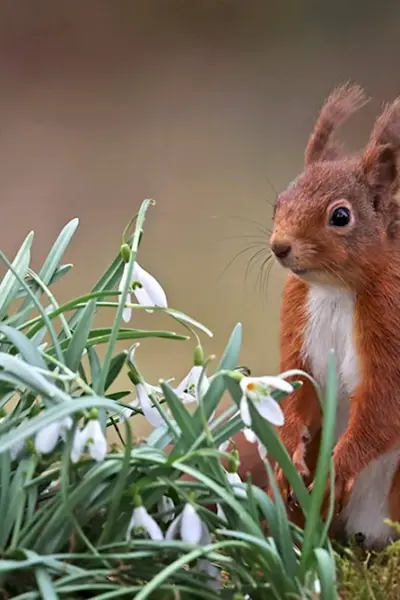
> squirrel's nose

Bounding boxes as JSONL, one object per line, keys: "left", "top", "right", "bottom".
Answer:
{"left": 271, "top": 241, "right": 292, "bottom": 260}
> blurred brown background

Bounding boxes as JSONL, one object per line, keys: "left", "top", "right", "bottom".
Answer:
{"left": 1, "top": 0, "right": 400, "bottom": 437}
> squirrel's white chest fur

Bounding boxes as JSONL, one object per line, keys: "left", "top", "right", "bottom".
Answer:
{"left": 302, "top": 284, "right": 400, "bottom": 548}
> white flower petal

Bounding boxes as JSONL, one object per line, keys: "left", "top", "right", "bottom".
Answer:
{"left": 180, "top": 503, "right": 203, "bottom": 544}
{"left": 120, "top": 398, "right": 139, "bottom": 422}
{"left": 165, "top": 514, "right": 181, "bottom": 540}
{"left": 256, "top": 375, "right": 294, "bottom": 394}
{"left": 126, "top": 506, "right": 163, "bottom": 541}
{"left": 119, "top": 264, "right": 132, "bottom": 322}
{"left": 86, "top": 420, "right": 108, "bottom": 461}
{"left": 132, "top": 263, "right": 168, "bottom": 307}
{"left": 227, "top": 472, "right": 242, "bottom": 485}
{"left": 137, "top": 384, "right": 164, "bottom": 427}
{"left": 158, "top": 495, "right": 175, "bottom": 523}
{"left": 34, "top": 421, "right": 61, "bottom": 454}
{"left": 258, "top": 441, "right": 267, "bottom": 460}
{"left": 175, "top": 372, "right": 191, "bottom": 397}
{"left": 256, "top": 395, "right": 285, "bottom": 426}
{"left": 242, "top": 427, "right": 257, "bottom": 444}
{"left": 199, "top": 521, "right": 212, "bottom": 545}
{"left": 122, "top": 294, "right": 132, "bottom": 323}
{"left": 181, "top": 392, "right": 197, "bottom": 404}
{"left": 240, "top": 395, "right": 251, "bottom": 426}
{"left": 218, "top": 440, "right": 230, "bottom": 453}
{"left": 71, "top": 428, "right": 86, "bottom": 463}
{"left": 197, "top": 558, "right": 220, "bottom": 588}
{"left": 59, "top": 417, "right": 73, "bottom": 441}
{"left": 10, "top": 438, "right": 25, "bottom": 461}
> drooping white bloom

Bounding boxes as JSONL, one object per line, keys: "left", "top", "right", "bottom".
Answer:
{"left": 239, "top": 376, "right": 293, "bottom": 427}
{"left": 175, "top": 365, "right": 210, "bottom": 404}
{"left": 157, "top": 495, "right": 175, "bottom": 523}
{"left": 10, "top": 438, "right": 25, "bottom": 461}
{"left": 166, "top": 503, "right": 210, "bottom": 545}
{"left": 119, "top": 261, "right": 167, "bottom": 322}
{"left": 34, "top": 417, "right": 73, "bottom": 454}
{"left": 217, "top": 471, "right": 245, "bottom": 522}
{"left": 218, "top": 439, "right": 231, "bottom": 453}
{"left": 243, "top": 427, "right": 267, "bottom": 460}
{"left": 71, "top": 419, "right": 107, "bottom": 463}
{"left": 126, "top": 505, "right": 164, "bottom": 541}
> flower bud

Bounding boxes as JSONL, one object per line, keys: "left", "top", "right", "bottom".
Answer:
{"left": 193, "top": 344, "right": 205, "bottom": 367}
{"left": 120, "top": 243, "right": 131, "bottom": 264}
{"left": 88, "top": 408, "right": 99, "bottom": 420}
{"left": 227, "top": 449, "right": 240, "bottom": 474}
{"left": 128, "top": 368, "right": 142, "bottom": 386}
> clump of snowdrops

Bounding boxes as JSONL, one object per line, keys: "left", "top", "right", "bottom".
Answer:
{"left": 0, "top": 198, "right": 340, "bottom": 599}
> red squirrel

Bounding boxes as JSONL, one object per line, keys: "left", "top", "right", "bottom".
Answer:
{"left": 268, "top": 83, "right": 400, "bottom": 549}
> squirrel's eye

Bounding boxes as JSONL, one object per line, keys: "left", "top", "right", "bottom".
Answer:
{"left": 329, "top": 206, "right": 352, "bottom": 228}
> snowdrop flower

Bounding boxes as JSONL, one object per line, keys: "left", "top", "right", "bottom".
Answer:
{"left": 126, "top": 505, "right": 163, "bottom": 541}
{"left": 197, "top": 558, "right": 221, "bottom": 589}
{"left": 119, "top": 258, "right": 167, "bottom": 322}
{"left": 124, "top": 344, "right": 165, "bottom": 427}
{"left": 239, "top": 376, "right": 293, "bottom": 427}
{"left": 34, "top": 417, "right": 73, "bottom": 454}
{"left": 217, "top": 471, "right": 245, "bottom": 522}
{"left": 157, "top": 495, "right": 175, "bottom": 523}
{"left": 10, "top": 438, "right": 25, "bottom": 461}
{"left": 166, "top": 503, "right": 210, "bottom": 545}
{"left": 120, "top": 382, "right": 164, "bottom": 428}
{"left": 71, "top": 417, "right": 107, "bottom": 463}
{"left": 218, "top": 439, "right": 231, "bottom": 453}
{"left": 242, "top": 427, "right": 267, "bottom": 460}
{"left": 175, "top": 365, "right": 210, "bottom": 404}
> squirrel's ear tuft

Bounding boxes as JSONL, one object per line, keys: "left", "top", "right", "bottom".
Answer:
{"left": 305, "top": 82, "right": 368, "bottom": 166}
{"left": 362, "top": 98, "right": 400, "bottom": 193}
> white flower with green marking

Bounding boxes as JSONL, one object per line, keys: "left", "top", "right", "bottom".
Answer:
{"left": 166, "top": 503, "right": 210, "bottom": 545}
{"left": 126, "top": 505, "right": 163, "bottom": 541}
{"left": 175, "top": 365, "right": 209, "bottom": 404}
{"left": 71, "top": 418, "right": 107, "bottom": 463}
{"left": 239, "top": 375, "right": 293, "bottom": 427}
{"left": 119, "top": 261, "right": 167, "bottom": 322}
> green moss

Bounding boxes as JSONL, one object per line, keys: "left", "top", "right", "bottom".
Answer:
{"left": 337, "top": 539, "right": 400, "bottom": 599}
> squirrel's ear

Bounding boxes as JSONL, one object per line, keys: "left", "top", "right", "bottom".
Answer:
{"left": 305, "top": 82, "right": 368, "bottom": 166}
{"left": 362, "top": 98, "right": 400, "bottom": 194}
{"left": 362, "top": 144, "right": 397, "bottom": 191}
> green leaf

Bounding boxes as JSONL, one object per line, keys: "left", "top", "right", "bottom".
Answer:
{"left": 39, "top": 219, "right": 79, "bottom": 285}
{"left": 216, "top": 323, "right": 242, "bottom": 372}
{"left": 0, "top": 325, "right": 47, "bottom": 369}
{"left": 0, "top": 231, "right": 33, "bottom": 320}
{"left": 88, "top": 347, "right": 102, "bottom": 388}
{"left": 35, "top": 566, "right": 59, "bottom": 600}
{"left": 264, "top": 460, "right": 298, "bottom": 578}
{"left": 160, "top": 381, "right": 196, "bottom": 441}
{"left": 0, "top": 353, "right": 69, "bottom": 401}
{"left": 314, "top": 547, "right": 338, "bottom": 600}
{"left": 300, "top": 350, "right": 337, "bottom": 575}
{"left": 104, "top": 351, "right": 128, "bottom": 391}
{"left": 65, "top": 300, "right": 96, "bottom": 372}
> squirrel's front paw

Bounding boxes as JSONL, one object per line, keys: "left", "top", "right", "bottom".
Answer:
{"left": 309, "top": 472, "right": 354, "bottom": 519}
{"left": 274, "top": 425, "right": 312, "bottom": 502}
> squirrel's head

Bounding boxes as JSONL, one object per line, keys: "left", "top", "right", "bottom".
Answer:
{"left": 270, "top": 83, "right": 400, "bottom": 287}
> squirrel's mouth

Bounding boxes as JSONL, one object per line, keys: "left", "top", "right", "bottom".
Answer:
{"left": 291, "top": 268, "right": 309, "bottom": 276}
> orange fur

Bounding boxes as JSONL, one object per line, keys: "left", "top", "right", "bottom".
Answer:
{"left": 270, "top": 83, "right": 400, "bottom": 547}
